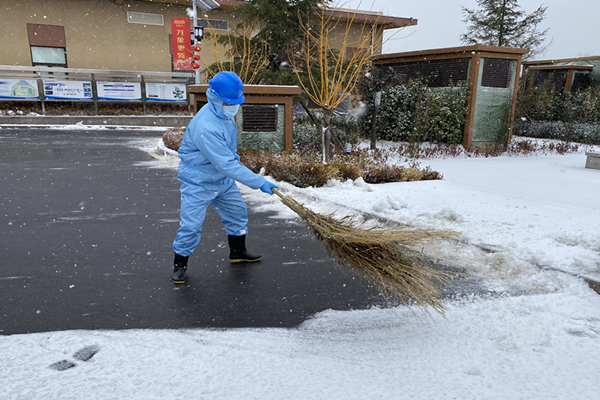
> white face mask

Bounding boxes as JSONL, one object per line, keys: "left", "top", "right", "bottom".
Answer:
{"left": 222, "top": 104, "right": 240, "bottom": 118}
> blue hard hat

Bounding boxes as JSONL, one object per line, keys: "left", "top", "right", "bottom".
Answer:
{"left": 208, "top": 71, "right": 245, "bottom": 105}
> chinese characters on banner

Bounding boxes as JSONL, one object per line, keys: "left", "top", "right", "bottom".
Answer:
{"left": 171, "top": 17, "right": 192, "bottom": 70}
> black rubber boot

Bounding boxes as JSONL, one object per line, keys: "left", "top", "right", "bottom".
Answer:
{"left": 228, "top": 235, "right": 262, "bottom": 263}
{"left": 171, "top": 253, "right": 189, "bottom": 283}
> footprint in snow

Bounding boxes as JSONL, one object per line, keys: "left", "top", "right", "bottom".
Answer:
{"left": 49, "top": 345, "right": 100, "bottom": 371}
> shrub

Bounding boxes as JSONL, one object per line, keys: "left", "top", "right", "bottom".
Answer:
{"left": 330, "top": 162, "right": 363, "bottom": 181}
{"left": 162, "top": 127, "right": 185, "bottom": 151}
{"left": 238, "top": 150, "right": 443, "bottom": 188}
{"left": 292, "top": 114, "right": 362, "bottom": 150}
{"left": 515, "top": 86, "right": 600, "bottom": 144}
{"left": 361, "top": 164, "right": 442, "bottom": 183}
{"left": 513, "top": 120, "right": 600, "bottom": 145}
{"left": 359, "top": 78, "right": 468, "bottom": 145}
{"left": 241, "top": 151, "right": 340, "bottom": 187}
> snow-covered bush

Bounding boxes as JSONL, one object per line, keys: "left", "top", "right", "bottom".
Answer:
{"left": 162, "top": 127, "right": 186, "bottom": 151}
{"left": 515, "top": 86, "right": 600, "bottom": 144}
{"left": 513, "top": 120, "right": 600, "bottom": 144}
{"left": 238, "top": 150, "right": 442, "bottom": 188}
{"left": 359, "top": 78, "right": 468, "bottom": 144}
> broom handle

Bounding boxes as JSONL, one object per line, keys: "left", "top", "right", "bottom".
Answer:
{"left": 271, "top": 188, "right": 284, "bottom": 199}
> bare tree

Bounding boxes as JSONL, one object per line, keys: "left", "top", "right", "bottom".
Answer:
{"left": 291, "top": 2, "right": 400, "bottom": 162}
{"left": 198, "top": 18, "right": 270, "bottom": 84}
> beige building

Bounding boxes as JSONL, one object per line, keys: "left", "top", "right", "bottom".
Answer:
{"left": 0, "top": 0, "right": 415, "bottom": 80}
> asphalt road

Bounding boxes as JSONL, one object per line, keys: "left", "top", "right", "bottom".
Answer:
{"left": 1, "top": 128, "right": 387, "bottom": 335}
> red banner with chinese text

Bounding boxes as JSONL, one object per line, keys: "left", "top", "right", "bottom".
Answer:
{"left": 171, "top": 17, "right": 192, "bottom": 70}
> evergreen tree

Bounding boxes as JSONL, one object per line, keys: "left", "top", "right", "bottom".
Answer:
{"left": 231, "top": 0, "right": 331, "bottom": 78}
{"left": 460, "top": 0, "right": 551, "bottom": 59}
{"left": 201, "top": 0, "right": 330, "bottom": 84}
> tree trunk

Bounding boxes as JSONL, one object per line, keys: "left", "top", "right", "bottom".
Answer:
{"left": 498, "top": 0, "right": 507, "bottom": 46}
{"left": 370, "top": 90, "right": 381, "bottom": 150}
{"left": 321, "top": 109, "right": 333, "bottom": 163}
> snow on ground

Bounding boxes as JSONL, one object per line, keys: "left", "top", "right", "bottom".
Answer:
{"left": 1, "top": 135, "right": 599, "bottom": 400}
{"left": 0, "top": 122, "right": 168, "bottom": 131}
{"left": 2, "top": 290, "right": 600, "bottom": 400}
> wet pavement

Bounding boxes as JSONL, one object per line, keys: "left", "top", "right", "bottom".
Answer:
{"left": 0, "top": 128, "right": 387, "bottom": 335}
{"left": 0, "top": 128, "right": 487, "bottom": 336}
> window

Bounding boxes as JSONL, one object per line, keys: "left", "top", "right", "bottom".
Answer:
{"left": 30, "top": 46, "right": 67, "bottom": 67}
{"left": 481, "top": 59, "right": 512, "bottom": 88}
{"left": 197, "top": 19, "right": 229, "bottom": 30}
{"left": 533, "top": 70, "right": 566, "bottom": 92}
{"left": 382, "top": 58, "right": 470, "bottom": 87}
{"left": 127, "top": 12, "right": 164, "bottom": 26}
{"left": 572, "top": 72, "right": 591, "bottom": 92}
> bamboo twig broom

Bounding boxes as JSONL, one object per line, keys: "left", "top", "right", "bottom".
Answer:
{"left": 272, "top": 189, "right": 457, "bottom": 315}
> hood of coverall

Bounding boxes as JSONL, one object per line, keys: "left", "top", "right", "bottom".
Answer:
{"left": 206, "top": 89, "right": 231, "bottom": 119}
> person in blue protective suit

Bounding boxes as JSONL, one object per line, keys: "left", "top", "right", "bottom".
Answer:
{"left": 170, "top": 71, "right": 278, "bottom": 284}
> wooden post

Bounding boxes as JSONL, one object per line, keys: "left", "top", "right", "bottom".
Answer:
{"left": 284, "top": 97, "right": 293, "bottom": 151}
{"left": 463, "top": 54, "right": 481, "bottom": 150}
{"left": 565, "top": 69, "right": 575, "bottom": 91}
{"left": 507, "top": 57, "right": 523, "bottom": 144}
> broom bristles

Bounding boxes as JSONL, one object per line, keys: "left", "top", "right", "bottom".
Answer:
{"left": 273, "top": 189, "right": 457, "bottom": 315}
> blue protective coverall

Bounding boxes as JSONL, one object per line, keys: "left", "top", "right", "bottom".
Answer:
{"left": 172, "top": 89, "right": 267, "bottom": 257}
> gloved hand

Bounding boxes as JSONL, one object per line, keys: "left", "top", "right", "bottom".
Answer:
{"left": 260, "top": 180, "right": 278, "bottom": 195}
{"left": 234, "top": 153, "right": 241, "bottom": 161}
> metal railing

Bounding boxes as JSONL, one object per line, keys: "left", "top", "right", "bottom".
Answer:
{"left": 0, "top": 65, "right": 194, "bottom": 114}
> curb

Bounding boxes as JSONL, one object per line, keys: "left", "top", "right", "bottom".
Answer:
{"left": 0, "top": 115, "right": 193, "bottom": 127}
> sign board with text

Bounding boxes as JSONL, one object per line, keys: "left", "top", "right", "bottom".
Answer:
{"left": 146, "top": 83, "right": 187, "bottom": 102}
{"left": 97, "top": 81, "right": 142, "bottom": 101}
{"left": 43, "top": 80, "right": 92, "bottom": 101}
{"left": 171, "top": 17, "right": 192, "bottom": 70}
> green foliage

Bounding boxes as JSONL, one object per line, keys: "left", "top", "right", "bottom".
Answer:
{"left": 513, "top": 121, "right": 600, "bottom": 144}
{"left": 359, "top": 79, "right": 468, "bottom": 144}
{"left": 461, "top": 0, "right": 551, "bottom": 60}
{"left": 231, "top": 0, "right": 330, "bottom": 75}
{"left": 293, "top": 115, "right": 362, "bottom": 148}
{"left": 515, "top": 86, "right": 600, "bottom": 143}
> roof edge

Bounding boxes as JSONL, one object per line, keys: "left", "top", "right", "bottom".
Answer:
{"left": 523, "top": 55, "right": 600, "bottom": 66}
{"left": 374, "top": 45, "right": 529, "bottom": 62}
{"left": 217, "top": 1, "right": 416, "bottom": 29}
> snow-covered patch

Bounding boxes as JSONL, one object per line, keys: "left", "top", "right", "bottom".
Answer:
{"left": 0, "top": 123, "right": 169, "bottom": 131}
{"left": 1, "top": 288, "right": 599, "bottom": 400}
